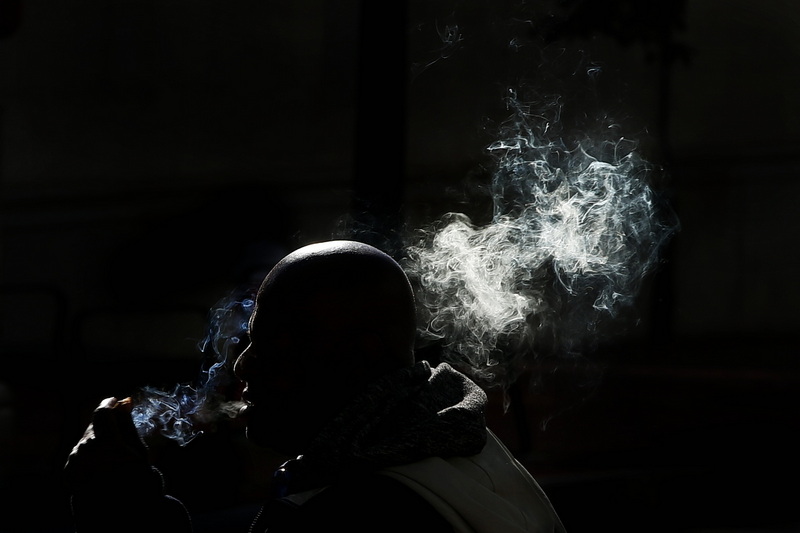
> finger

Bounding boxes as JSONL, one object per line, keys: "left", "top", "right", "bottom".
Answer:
{"left": 90, "top": 397, "right": 123, "bottom": 441}
{"left": 114, "top": 398, "right": 146, "bottom": 448}
{"left": 98, "top": 396, "right": 118, "bottom": 410}
{"left": 91, "top": 398, "right": 147, "bottom": 456}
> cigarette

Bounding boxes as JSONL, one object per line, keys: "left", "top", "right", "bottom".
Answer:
{"left": 115, "top": 397, "right": 134, "bottom": 414}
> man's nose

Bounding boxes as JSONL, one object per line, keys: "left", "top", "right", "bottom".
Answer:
{"left": 233, "top": 343, "right": 255, "bottom": 381}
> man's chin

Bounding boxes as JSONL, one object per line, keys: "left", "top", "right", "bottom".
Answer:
{"left": 242, "top": 407, "right": 269, "bottom": 445}
{"left": 244, "top": 408, "right": 304, "bottom": 457}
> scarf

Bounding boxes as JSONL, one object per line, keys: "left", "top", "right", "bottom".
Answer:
{"left": 274, "top": 361, "right": 488, "bottom": 495}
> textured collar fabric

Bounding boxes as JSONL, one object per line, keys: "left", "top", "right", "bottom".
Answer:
{"left": 297, "top": 360, "right": 489, "bottom": 487}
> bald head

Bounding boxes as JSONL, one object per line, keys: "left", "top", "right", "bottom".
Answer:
{"left": 234, "top": 240, "right": 417, "bottom": 454}
{"left": 254, "top": 240, "right": 417, "bottom": 369}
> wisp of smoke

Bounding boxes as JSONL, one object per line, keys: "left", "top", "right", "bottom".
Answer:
{"left": 404, "top": 90, "right": 677, "bottom": 389}
{"left": 130, "top": 292, "right": 254, "bottom": 445}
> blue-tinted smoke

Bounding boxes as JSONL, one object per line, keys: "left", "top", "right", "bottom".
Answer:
{"left": 131, "top": 292, "right": 254, "bottom": 445}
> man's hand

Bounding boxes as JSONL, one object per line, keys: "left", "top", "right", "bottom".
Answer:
{"left": 64, "top": 397, "right": 194, "bottom": 533}
{"left": 64, "top": 397, "right": 161, "bottom": 497}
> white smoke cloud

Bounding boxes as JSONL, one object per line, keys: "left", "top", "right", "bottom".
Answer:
{"left": 404, "top": 90, "right": 678, "bottom": 389}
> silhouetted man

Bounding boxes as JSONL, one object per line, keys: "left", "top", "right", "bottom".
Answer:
{"left": 65, "top": 240, "right": 566, "bottom": 532}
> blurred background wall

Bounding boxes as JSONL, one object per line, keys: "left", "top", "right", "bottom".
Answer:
{"left": 1, "top": 1, "right": 798, "bottom": 532}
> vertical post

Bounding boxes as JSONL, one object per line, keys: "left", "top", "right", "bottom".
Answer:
{"left": 351, "top": 0, "right": 408, "bottom": 257}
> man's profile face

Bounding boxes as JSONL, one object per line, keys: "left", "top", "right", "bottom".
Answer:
{"left": 233, "top": 293, "right": 352, "bottom": 455}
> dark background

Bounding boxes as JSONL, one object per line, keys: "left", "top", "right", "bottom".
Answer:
{"left": 1, "top": 1, "right": 799, "bottom": 532}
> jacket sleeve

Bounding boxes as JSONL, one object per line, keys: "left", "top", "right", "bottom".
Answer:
{"left": 68, "top": 465, "right": 193, "bottom": 533}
